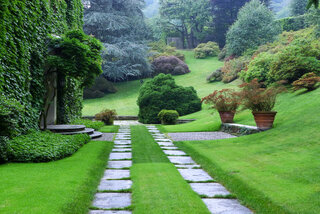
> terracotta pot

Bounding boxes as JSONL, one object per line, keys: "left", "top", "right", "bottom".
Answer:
{"left": 219, "top": 111, "right": 235, "bottom": 123}
{"left": 252, "top": 111, "right": 277, "bottom": 131}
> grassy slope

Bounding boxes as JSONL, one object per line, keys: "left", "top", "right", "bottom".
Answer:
{"left": 175, "top": 88, "right": 320, "bottom": 213}
{"left": 83, "top": 51, "right": 225, "bottom": 116}
{"left": 0, "top": 141, "right": 113, "bottom": 214}
{"left": 131, "top": 126, "right": 210, "bottom": 214}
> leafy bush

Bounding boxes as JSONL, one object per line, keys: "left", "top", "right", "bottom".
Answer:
{"left": 84, "top": 76, "right": 117, "bottom": 99}
{"left": 221, "top": 56, "right": 250, "bottom": 83}
{"left": 149, "top": 41, "right": 185, "bottom": 62}
{"left": 95, "top": 109, "right": 117, "bottom": 125}
{"left": 0, "top": 95, "right": 25, "bottom": 138}
{"left": 207, "top": 68, "right": 222, "bottom": 83}
{"left": 292, "top": 72, "right": 320, "bottom": 91}
{"left": 137, "top": 74, "right": 201, "bottom": 124}
{"left": 239, "top": 79, "right": 285, "bottom": 112}
{"left": 70, "top": 119, "right": 104, "bottom": 131}
{"left": 201, "top": 89, "right": 241, "bottom": 112}
{"left": 0, "top": 136, "right": 9, "bottom": 163}
{"left": 194, "top": 42, "right": 220, "bottom": 59}
{"left": 6, "top": 131, "right": 90, "bottom": 163}
{"left": 158, "top": 110, "right": 179, "bottom": 125}
{"left": 218, "top": 47, "right": 227, "bottom": 61}
{"left": 226, "top": 0, "right": 281, "bottom": 56}
{"left": 275, "top": 16, "right": 308, "bottom": 32}
{"left": 152, "top": 56, "right": 191, "bottom": 76}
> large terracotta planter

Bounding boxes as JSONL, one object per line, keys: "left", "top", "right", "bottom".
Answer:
{"left": 252, "top": 111, "right": 277, "bottom": 130}
{"left": 219, "top": 111, "right": 235, "bottom": 123}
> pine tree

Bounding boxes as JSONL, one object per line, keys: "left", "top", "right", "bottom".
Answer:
{"left": 83, "top": 0, "right": 151, "bottom": 81}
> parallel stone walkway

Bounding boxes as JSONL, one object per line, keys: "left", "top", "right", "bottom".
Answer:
{"left": 90, "top": 126, "right": 132, "bottom": 214}
{"left": 146, "top": 125, "right": 253, "bottom": 214}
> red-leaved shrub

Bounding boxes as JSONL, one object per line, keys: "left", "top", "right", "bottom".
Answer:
{"left": 152, "top": 56, "right": 190, "bottom": 76}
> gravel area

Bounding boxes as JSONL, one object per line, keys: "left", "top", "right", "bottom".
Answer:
{"left": 93, "top": 133, "right": 115, "bottom": 141}
{"left": 168, "top": 132, "right": 236, "bottom": 141}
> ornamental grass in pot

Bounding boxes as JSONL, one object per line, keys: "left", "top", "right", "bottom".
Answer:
{"left": 202, "top": 89, "right": 241, "bottom": 123}
{"left": 239, "top": 79, "right": 285, "bottom": 130}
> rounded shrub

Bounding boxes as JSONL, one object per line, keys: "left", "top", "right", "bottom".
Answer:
{"left": 152, "top": 56, "right": 190, "bottom": 76}
{"left": 194, "top": 42, "right": 220, "bottom": 59}
{"left": 158, "top": 110, "right": 179, "bottom": 125}
{"left": 95, "top": 109, "right": 117, "bottom": 125}
{"left": 207, "top": 68, "right": 222, "bottom": 83}
{"left": 137, "top": 74, "right": 201, "bottom": 124}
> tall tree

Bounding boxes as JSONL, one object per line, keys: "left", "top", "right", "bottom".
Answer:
{"left": 290, "top": 0, "right": 309, "bottom": 16}
{"left": 210, "top": 0, "right": 270, "bottom": 47}
{"left": 159, "top": 0, "right": 212, "bottom": 48}
{"left": 83, "top": 0, "right": 151, "bottom": 81}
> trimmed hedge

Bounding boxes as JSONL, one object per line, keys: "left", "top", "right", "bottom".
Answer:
{"left": 137, "top": 74, "right": 201, "bottom": 124}
{"left": 6, "top": 131, "right": 90, "bottom": 163}
{"left": 158, "top": 110, "right": 179, "bottom": 125}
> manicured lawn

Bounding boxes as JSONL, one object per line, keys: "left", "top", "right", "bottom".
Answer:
{"left": 175, "top": 88, "right": 320, "bottom": 213}
{"left": 99, "top": 125, "right": 120, "bottom": 133}
{"left": 83, "top": 50, "right": 225, "bottom": 116}
{"left": 130, "top": 126, "right": 210, "bottom": 214}
{"left": 0, "top": 141, "right": 113, "bottom": 214}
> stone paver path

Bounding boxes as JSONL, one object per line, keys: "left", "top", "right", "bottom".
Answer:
{"left": 168, "top": 132, "right": 236, "bottom": 141}
{"left": 90, "top": 126, "right": 132, "bottom": 214}
{"left": 94, "top": 133, "right": 115, "bottom": 141}
{"left": 114, "top": 120, "right": 142, "bottom": 126}
{"left": 146, "top": 125, "right": 253, "bottom": 214}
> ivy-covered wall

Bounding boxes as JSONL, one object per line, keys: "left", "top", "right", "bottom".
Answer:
{"left": 0, "top": 0, "right": 84, "bottom": 135}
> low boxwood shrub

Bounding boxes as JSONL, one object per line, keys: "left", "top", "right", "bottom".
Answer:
{"left": 95, "top": 109, "right": 117, "bottom": 125}
{"left": 6, "top": 131, "right": 90, "bottom": 163}
{"left": 158, "top": 110, "right": 179, "bottom": 125}
{"left": 70, "top": 119, "right": 104, "bottom": 131}
{"left": 152, "top": 56, "right": 190, "bottom": 76}
{"left": 194, "top": 42, "right": 220, "bottom": 59}
{"left": 137, "top": 74, "right": 201, "bottom": 124}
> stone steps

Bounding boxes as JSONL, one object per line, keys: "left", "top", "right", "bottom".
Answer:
{"left": 47, "top": 125, "right": 103, "bottom": 139}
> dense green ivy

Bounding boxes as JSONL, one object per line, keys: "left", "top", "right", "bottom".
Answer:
{"left": 0, "top": 0, "right": 84, "bottom": 136}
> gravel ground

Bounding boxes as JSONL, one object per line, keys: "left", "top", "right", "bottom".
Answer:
{"left": 168, "top": 132, "right": 236, "bottom": 141}
{"left": 94, "top": 133, "right": 115, "bottom": 141}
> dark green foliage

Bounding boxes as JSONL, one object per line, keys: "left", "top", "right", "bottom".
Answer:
{"left": 0, "top": 136, "right": 9, "bottom": 163}
{"left": 0, "top": 0, "right": 84, "bottom": 136}
{"left": 70, "top": 119, "right": 104, "bottom": 131}
{"left": 6, "top": 131, "right": 90, "bottom": 162}
{"left": 95, "top": 109, "right": 117, "bottom": 125}
{"left": 194, "top": 42, "right": 220, "bottom": 59}
{"left": 137, "top": 74, "right": 201, "bottom": 124}
{"left": 84, "top": 76, "right": 117, "bottom": 99}
{"left": 290, "top": 0, "right": 308, "bottom": 16}
{"left": 275, "top": 16, "right": 308, "bottom": 31}
{"left": 158, "top": 110, "right": 179, "bottom": 125}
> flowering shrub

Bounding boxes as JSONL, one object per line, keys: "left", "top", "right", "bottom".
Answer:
{"left": 152, "top": 56, "right": 190, "bottom": 76}
{"left": 292, "top": 72, "right": 320, "bottom": 91}
{"left": 201, "top": 89, "right": 241, "bottom": 112}
{"left": 194, "top": 42, "right": 220, "bottom": 59}
{"left": 239, "top": 79, "right": 285, "bottom": 112}
{"left": 158, "top": 110, "right": 179, "bottom": 125}
{"left": 95, "top": 109, "right": 117, "bottom": 125}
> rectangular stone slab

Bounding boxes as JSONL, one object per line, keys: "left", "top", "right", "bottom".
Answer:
{"left": 157, "top": 142, "right": 175, "bottom": 147}
{"left": 114, "top": 140, "right": 131, "bottom": 145}
{"left": 103, "top": 170, "right": 130, "bottom": 180}
{"left": 108, "top": 161, "right": 132, "bottom": 169}
{"left": 162, "top": 146, "right": 179, "bottom": 150}
{"left": 190, "top": 183, "right": 230, "bottom": 197}
{"left": 202, "top": 199, "right": 253, "bottom": 214}
{"left": 92, "top": 193, "right": 131, "bottom": 209}
{"left": 114, "top": 145, "right": 131, "bottom": 148}
{"left": 109, "top": 153, "right": 132, "bottom": 160}
{"left": 90, "top": 210, "right": 132, "bottom": 214}
{"left": 175, "top": 164, "right": 201, "bottom": 169}
{"left": 167, "top": 156, "right": 195, "bottom": 165}
{"left": 178, "top": 169, "right": 213, "bottom": 182}
{"left": 155, "top": 139, "right": 172, "bottom": 142}
{"left": 112, "top": 148, "right": 132, "bottom": 152}
{"left": 98, "top": 180, "right": 132, "bottom": 191}
{"left": 163, "top": 150, "right": 187, "bottom": 156}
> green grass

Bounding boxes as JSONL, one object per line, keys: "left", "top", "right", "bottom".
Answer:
{"left": 131, "top": 126, "right": 210, "bottom": 214}
{"left": 0, "top": 141, "right": 113, "bottom": 214}
{"left": 99, "top": 125, "right": 119, "bottom": 133}
{"left": 83, "top": 50, "right": 226, "bottom": 116}
{"left": 175, "top": 88, "right": 320, "bottom": 213}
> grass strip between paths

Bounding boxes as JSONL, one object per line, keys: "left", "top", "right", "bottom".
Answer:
{"left": 0, "top": 141, "right": 113, "bottom": 214}
{"left": 130, "top": 125, "right": 210, "bottom": 214}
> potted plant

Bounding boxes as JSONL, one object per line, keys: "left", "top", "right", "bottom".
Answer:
{"left": 95, "top": 109, "right": 117, "bottom": 125}
{"left": 239, "top": 79, "right": 285, "bottom": 130}
{"left": 201, "top": 89, "right": 241, "bottom": 123}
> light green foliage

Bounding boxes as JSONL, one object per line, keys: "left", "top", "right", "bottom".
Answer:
{"left": 7, "top": 131, "right": 90, "bottom": 162}
{"left": 70, "top": 119, "right": 104, "bottom": 131}
{"left": 226, "top": 0, "right": 281, "bottom": 56}
{"left": 131, "top": 126, "right": 211, "bottom": 214}
{"left": 275, "top": 15, "right": 308, "bottom": 32}
{"left": 149, "top": 41, "right": 185, "bottom": 62}
{"left": 221, "top": 56, "right": 251, "bottom": 83}
{"left": 0, "top": 141, "right": 113, "bottom": 213}
{"left": 99, "top": 125, "right": 120, "bottom": 133}
{"left": 158, "top": 110, "right": 179, "bottom": 124}
{"left": 194, "top": 42, "right": 220, "bottom": 59}
{"left": 137, "top": 74, "right": 201, "bottom": 124}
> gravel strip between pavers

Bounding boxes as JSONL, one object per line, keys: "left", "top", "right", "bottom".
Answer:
{"left": 168, "top": 132, "right": 236, "bottom": 141}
